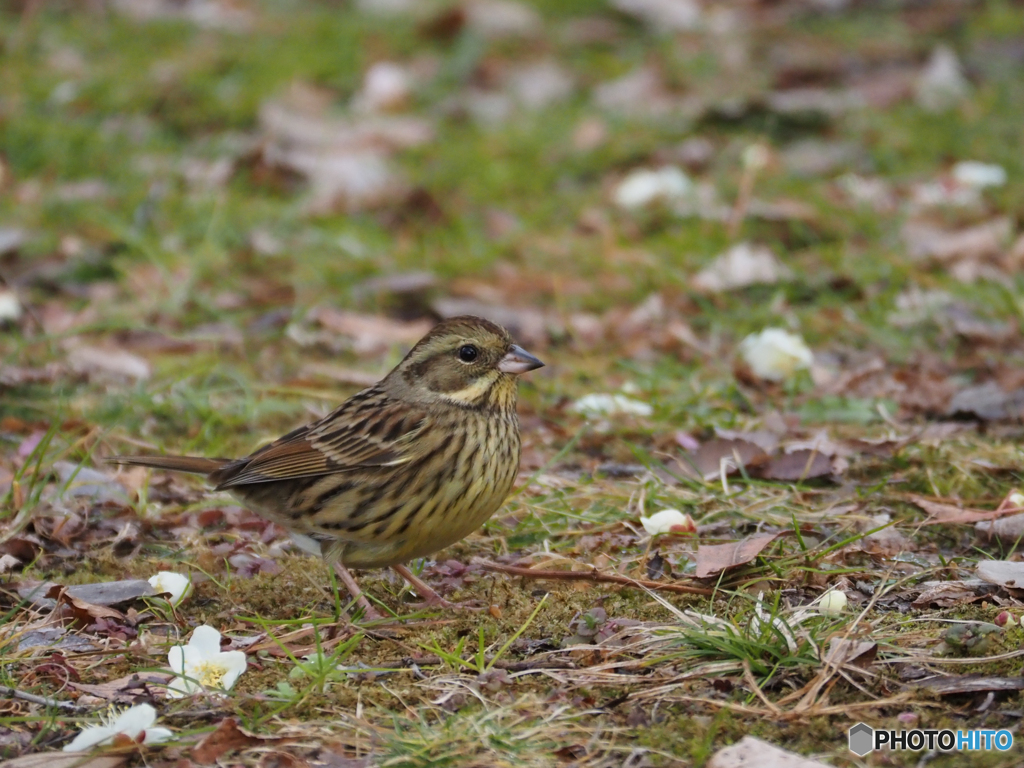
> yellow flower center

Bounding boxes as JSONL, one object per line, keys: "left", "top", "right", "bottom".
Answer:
{"left": 192, "top": 661, "right": 227, "bottom": 688}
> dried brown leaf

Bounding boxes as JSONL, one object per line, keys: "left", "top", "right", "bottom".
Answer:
{"left": 309, "top": 309, "right": 432, "bottom": 355}
{"left": 751, "top": 450, "right": 834, "bottom": 481}
{"left": 687, "top": 438, "right": 770, "bottom": 481}
{"left": 910, "top": 580, "right": 988, "bottom": 608}
{"left": 695, "top": 532, "right": 780, "bottom": 579}
{"left": 192, "top": 718, "right": 292, "bottom": 763}
{"left": 908, "top": 494, "right": 1020, "bottom": 525}
{"left": 976, "top": 561, "right": 1024, "bottom": 590}
{"left": 823, "top": 638, "right": 877, "bottom": 668}
{"left": 70, "top": 672, "right": 174, "bottom": 702}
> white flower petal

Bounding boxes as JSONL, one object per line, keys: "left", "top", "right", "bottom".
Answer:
{"left": 640, "top": 509, "right": 695, "bottom": 535}
{"left": 63, "top": 726, "right": 118, "bottom": 752}
{"left": 614, "top": 166, "right": 692, "bottom": 209}
{"left": 166, "top": 675, "right": 194, "bottom": 698}
{"left": 148, "top": 572, "right": 193, "bottom": 606}
{"left": 142, "top": 727, "right": 174, "bottom": 744}
{"left": 739, "top": 328, "right": 813, "bottom": 382}
{"left": 167, "top": 645, "right": 185, "bottom": 676}
{"left": 217, "top": 651, "right": 248, "bottom": 691}
{"left": 187, "top": 625, "right": 224, "bottom": 657}
{"left": 109, "top": 704, "right": 157, "bottom": 738}
{"left": 572, "top": 393, "right": 653, "bottom": 418}
{"left": 952, "top": 161, "right": 1007, "bottom": 189}
{"left": 817, "top": 590, "right": 847, "bottom": 617}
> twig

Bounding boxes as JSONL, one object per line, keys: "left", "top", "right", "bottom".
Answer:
{"left": 474, "top": 559, "right": 714, "bottom": 596}
{"left": 0, "top": 685, "right": 85, "bottom": 712}
{"left": 372, "top": 654, "right": 577, "bottom": 673}
{"left": 742, "top": 659, "right": 781, "bottom": 716}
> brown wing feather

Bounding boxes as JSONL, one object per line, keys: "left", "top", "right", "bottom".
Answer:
{"left": 210, "top": 389, "right": 429, "bottom": 490}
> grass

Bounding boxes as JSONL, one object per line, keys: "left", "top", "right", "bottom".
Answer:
{"left": 3, "top": 0, "right": 1024, "bottom": 765}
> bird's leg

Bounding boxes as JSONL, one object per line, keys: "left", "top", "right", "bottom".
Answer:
{"left": 391, "top": 563, "right": 454, "bottom": 607}
{"left": 332, "top": 562, "right": 383, "bottom": 620}
{"left": 392, "top": 563, "right": 487, "bottom": 611}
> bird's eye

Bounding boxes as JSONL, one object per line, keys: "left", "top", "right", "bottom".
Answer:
{"left": 458, "top": 344, "right": 479, "bottom": 363}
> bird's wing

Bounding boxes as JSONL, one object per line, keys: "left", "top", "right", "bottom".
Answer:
{"left": 210, "top": 393, "right": 429, "bottom": 490}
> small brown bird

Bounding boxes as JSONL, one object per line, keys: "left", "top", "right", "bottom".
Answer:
{"left": 111, "top": 316, "right": 543, "bottom": 617}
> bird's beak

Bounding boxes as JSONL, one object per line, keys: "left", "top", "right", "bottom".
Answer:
{"left": 498, "top": 344, "right": 544, "bottom": 374}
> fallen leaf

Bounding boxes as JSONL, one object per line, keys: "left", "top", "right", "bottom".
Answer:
{"left": 976, "top": 512, "right": 1024, "bottom": 544}
{"left": 823, "top": 638, "right": 877, "bottom": 667}
{"left": 611, "top": 0, "right": 701, "bottom": 32}
{"left": 947, "top": 381, "right": 1024, "bottom": 421}
{"left": 67, "top": 345, "right": 151, "bottom": 382}
{"left": 0, "top": 227, "right": 27, "bottom": 256}
{"left": 192, "top": 718, "right": 292, "bottom": 763}
{"left": 309, "top": 309, "right": 432, "bottom": 355}
{"left": 915, "top": 675, "right": 1024, "bottom": 695}
{"left": 751, "top": 450, "right": 834, "bottom": 482}
{"left": 695, "top": 532, "right": 780, "bottom": 579}
{"left": 110, "top": 0, "right": 253, "bottom": 31}
{"left": 707, "top": 735, "right": 830, "bottom": 768}
{"left": 19, "top": 579, "right": 156, "bottom": 609}
{"left": 432, "top": 298, "right": 551, "bottom": 347}
{"left": 257, "top": 86, "right": 433, "bottom": 215}
{"left": 910, "top": 580, "right": 990, "bottom": 608}
{"left": 908, "top": 495, "right": 1021, "bottom": 525}
{"left": 684, "top": 437, "right": 771, "bottom": 481}
{"left": 47, "top": 586, "right": 126, "bottom": 624}
{"left": 463, "top": 0, "right": 541, "bottom": 38}
{"left": 859, "top": 514, "right": 912, "bottom": 556}
{"left": 593, "top": 66, "right": 676, "bottom": 117}
{"left": 976, "top": 561, "right": 1024, "bottom": 590}
{"left": 902, "top": 218, "right": 1012, "bottom": 263}
{"left": 505, "top": 61, "right": 574, "bottom": 110}
{"left": 53, "top": 461, "right": 131, "bottom": 504}
{"left": 70, "top": 672, "right": 174, "bottom": 702}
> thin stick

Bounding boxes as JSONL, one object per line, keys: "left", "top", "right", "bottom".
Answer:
{"left": 0, "top": 685, "right": 84, "bottom": 712}
{"left": 473, "top": 559, "right": 715, "bottom": 596}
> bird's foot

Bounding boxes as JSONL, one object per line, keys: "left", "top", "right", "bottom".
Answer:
{"left": 332, "top": 562, "right": 384, "bottom": 621}
{"left": 391, "top": 563, "right": 487, "bottom": 612}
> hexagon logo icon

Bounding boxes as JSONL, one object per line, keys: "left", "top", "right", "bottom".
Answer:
{"left": 849, "top": 723, "right": 874, "bottom": 756}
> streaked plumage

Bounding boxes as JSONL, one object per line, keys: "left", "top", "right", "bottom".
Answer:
{"left": 110, "top": 316, "right": 543, "bottom": 614}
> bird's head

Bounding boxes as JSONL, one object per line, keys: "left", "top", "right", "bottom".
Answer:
{"left": 389, "top": 316, "right": 543, "bottom": 410}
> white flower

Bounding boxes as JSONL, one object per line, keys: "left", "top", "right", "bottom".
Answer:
{"left": 0, "top": 289, "right": 21, "bottom": 322}
{"left": 816, "top": 589, "right": 848, "bottom": 617}
{"left": 1008, "top": 491, "right": 1024, "bottom": 509}
{"left": 915, "top": 45, "right": 970, "bottom": 112}
{"left": 640, "top": 508, "right": 696, "bottom": 535}
{"left": 739, "top": 328, "right": 813, "bottom": 382}
{"left": 167, "top": 625, "right": 247, "bottom": 698}
{"left": 63, "top": 703, "right": 172, "bottom": 752}
{"left": 952, "top": 161, "right": 1007, "bottom": 189}
{"left": 148, "top": 572, "right": 193, "bottom": 606}
{"left": 572, "top": 393, "right": 653, "bottom": 418}
{"left": 742, "top": 143, "right": 770, "bottom": 171}
{"left": 352, "top": 61, "right": 411, "bottom": 113}
{"left": 614, "top": 166, "right": 692, "bottom": 209}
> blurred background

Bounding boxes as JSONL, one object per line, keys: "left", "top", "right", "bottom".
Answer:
{"left": 2, "top": 0, "right": 1022, "bottom": 454}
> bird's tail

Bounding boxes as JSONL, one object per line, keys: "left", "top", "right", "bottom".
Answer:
{"left": 107, "top": 455, "right": 231, "bottom": 475}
